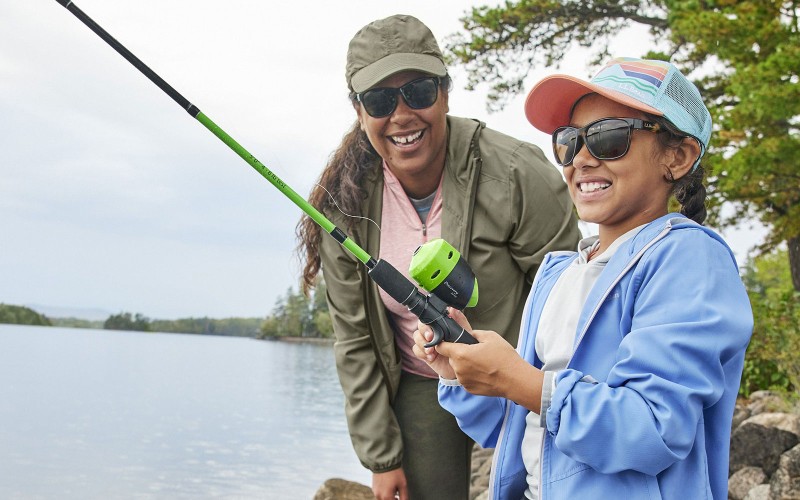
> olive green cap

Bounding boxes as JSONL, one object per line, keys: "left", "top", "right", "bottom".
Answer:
{"left": 346, "top": 14, "right": 447, "bottom": 93}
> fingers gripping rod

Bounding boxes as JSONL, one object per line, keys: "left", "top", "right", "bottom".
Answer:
{"left": 54, "top": 0, "right": 477, "bottom": 347}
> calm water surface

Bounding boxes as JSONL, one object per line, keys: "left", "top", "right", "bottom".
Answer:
{"left": 0, "top": 324, "right": 370, "bottom": 499}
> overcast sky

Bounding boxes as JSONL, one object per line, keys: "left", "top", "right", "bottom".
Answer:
{"left": 1, "top": 1, "right": 764, "bottom": 320}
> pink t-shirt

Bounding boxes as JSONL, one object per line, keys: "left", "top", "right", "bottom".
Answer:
{"left": 377, "top": 162, "right": 442, "bottom": 378}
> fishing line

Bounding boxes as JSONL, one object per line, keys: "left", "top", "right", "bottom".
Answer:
{"left": 316, "top": 183, "right": 382, "bottom": 233}
{"left": 53, "top": 0, "right": 475, "bottom": 346}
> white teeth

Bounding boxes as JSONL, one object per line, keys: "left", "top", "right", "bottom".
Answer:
{"left": 391, "top": 130, "right": 423, "bottom": 144}
{"left": 579, "top": 182, "right": 611, "bottom": 193}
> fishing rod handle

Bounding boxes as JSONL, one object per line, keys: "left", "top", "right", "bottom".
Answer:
{"left": 367, "top": 259, "right": 478, "bottom": 347}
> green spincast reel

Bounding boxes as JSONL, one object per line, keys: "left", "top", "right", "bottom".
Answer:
{"left": 409, "top": 239, "right": 479, "bottom": 310}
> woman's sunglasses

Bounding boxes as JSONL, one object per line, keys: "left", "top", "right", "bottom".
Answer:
{"left": 355, "top": 77, "right": 440, "bottom": 118}
{"left": 552, "top": 117, "right": 659, "bottom": 166}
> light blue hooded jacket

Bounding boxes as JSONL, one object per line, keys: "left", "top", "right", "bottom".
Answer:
{"left": 439, "top": 215, "right": 753, "bottom": 499}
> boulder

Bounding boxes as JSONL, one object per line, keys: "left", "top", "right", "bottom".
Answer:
{"left": 743, "top": 484, "right": 771, "bottom": 500}
{"left": 770, "top": 444, "right": 800, "bottom": 499}
{"left": 729, "top": 466, "right": 767, "bottom": 500}
{"left": 470, "top": 446, "right": 493, "bottom": 499}
{"left": 730, "top": 413, "right": 800, "bottom": 476}
{"left": 313, "top": 478, "right": 374, "bottom": 500}
{"left": 746, "top": 391, "right": 789, "bottom": 417}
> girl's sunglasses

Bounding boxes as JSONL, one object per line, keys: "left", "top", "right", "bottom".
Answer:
{"left": 552, "top": 117, "right": 659, "bottom": 166}
{"left": 355, "top": 77, "right": 440, "bottom": 118}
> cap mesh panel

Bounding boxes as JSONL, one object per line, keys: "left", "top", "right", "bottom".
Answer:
{"left": 664, "top": 74, "right": 709, "bottom": 135}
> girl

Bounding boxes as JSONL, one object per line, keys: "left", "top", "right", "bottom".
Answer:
{"left": 414, "top": 57, "right": 753, "bottom": 499}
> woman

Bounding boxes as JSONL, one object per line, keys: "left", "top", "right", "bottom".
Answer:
{"left": 297, "top": 14, "right": 579, "bottom": 500}
{"left": 414, "top": 57, "right": 753, "bottom": 499}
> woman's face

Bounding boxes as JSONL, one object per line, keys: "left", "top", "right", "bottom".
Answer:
{"left": 355, "top": 71, "right": 449, "bottom": 198}
{"left": 564, "top": 94, "right": 672, "bottom": 239}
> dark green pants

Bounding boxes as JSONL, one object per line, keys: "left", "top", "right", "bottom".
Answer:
{"left": 393, "top": 371, "right": 473, "bottom": 500}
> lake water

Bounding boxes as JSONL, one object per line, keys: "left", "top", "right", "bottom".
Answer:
{"left": 0, "top": 324, "right": 371, "bottom": 499}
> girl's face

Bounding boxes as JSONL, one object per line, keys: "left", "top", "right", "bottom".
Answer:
{"left": 355, "top": 71, "right": 449, "bottom": 198}
{"left": 564, "top": 94, "right": 672, "bottom": 240}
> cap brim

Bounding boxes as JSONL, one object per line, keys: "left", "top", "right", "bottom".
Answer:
{"left": 350, "top": 53, "right": 446, "bottom": 93}
{"left": 524, "top": 75, "right": 664, "bottom": 134}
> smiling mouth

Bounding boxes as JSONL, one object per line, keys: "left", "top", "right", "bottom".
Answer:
{"left": 390, "top": 130, "right": 424, "bottom": 145}
{"left": 578, "top": 182, "right": 611, "bottom": 193}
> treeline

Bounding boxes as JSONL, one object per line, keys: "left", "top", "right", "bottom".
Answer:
{"left": 0, "top": 304, "right": 51, "bottom": 326}
{"left": 259, "top": 279, "right": 332, "bottom": 339}
{"left": 101, "top": 312, "right": 264, "bottom": 337}
{"left": 97, "top": 280, "right": 333, "bottom": 339}
{"left": 0, "top": 282, "right": 333, "bottom": 340}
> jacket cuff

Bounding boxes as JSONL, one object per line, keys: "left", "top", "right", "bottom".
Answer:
{"left": 539, "top": 370, "right": 557, "bottom": 427}
{"left": 545, "top": 369, "right": 599, "bottom": 434}
{"left": 439, "top": 377, "right": 461, "bottom": 387}
{"left": 368, "top": 461, "right": 403, "bottom": 474}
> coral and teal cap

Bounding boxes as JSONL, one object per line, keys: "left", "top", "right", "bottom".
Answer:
{"left": 525, "top": 57, "right": 712, "bottom": 161}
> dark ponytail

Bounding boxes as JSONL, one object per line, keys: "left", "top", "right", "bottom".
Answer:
{"left": 648, "top": 114, "right": 708, "bottom": 224}
{"left": 672, "top": 164, "right": 707, "bottom": 224}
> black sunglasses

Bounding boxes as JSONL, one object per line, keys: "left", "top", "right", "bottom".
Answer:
{"left": 355, "top": 77, "right": 440, "bottom": 118}
{"left": 552, "top": 117, "right": 660, "bottom": 166}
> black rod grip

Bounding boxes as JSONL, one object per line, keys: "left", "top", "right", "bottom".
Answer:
{"left": 368, "top": 259, "right": 477, "bottom": 346}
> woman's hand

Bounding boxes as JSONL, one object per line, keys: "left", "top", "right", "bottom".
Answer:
{"left": 372, "top": 468, "right": 408, "bottom": 500}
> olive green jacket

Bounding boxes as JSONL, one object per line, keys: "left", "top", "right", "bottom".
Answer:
{"left": 319, "top": 116, "right": 580, "bottom": 472}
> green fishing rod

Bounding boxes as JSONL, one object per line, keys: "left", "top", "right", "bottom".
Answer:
{"left": 54, "top": 0, "right": 477, "bottom": 347}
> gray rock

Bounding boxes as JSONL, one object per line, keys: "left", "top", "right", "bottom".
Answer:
{"left": 770, "top": 444, "right": 800, "bottom": 499}
{"left": 744, "top": 484, "right": 771, "bottom": 500}
{"left": 730, "top": 413, "right": 800, "bottom": 476}
{"left": 313, "top": 478, "right": 373, "bottom": 500}
{"left": 747, "top": 412, "right": 800, "bottom": 437}
{"left": 729, "top": 466, "right": 767, "bottom": 500}
{"left": 747, "top": 391, "right": 788, "bottom": 417}
{"left": 734, "top": 403, "right": 753, "bottom": 431}
{"left": 470, "top": 446, "right": 493, "bottom": 500}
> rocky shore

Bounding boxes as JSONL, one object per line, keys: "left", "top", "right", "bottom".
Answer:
{"left": 314, "top": 391, "right": 800, "bottom": 499}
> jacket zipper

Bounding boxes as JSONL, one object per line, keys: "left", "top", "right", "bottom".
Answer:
{"left": 567, "top": 222, "right": 673, "bottom": 361}
{"left": 488, "top": 261, "right": 553, "bottom": 499}
{"left": 422, "top": 223, "right": 427, "bottom": 237}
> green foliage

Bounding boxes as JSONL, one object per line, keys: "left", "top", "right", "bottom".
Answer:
{"left": 0, "top": 305, "right": 262, "bottom": 338}
{"left": 104, "top": 312, "right": 151, "bottom": 332}
{"left": 447, "top": 0, "right": 670, "bottom": 110}
{"left": 739, "top": 249, "right": 800, "bottom": 397}
{"left": 672, "top": 1, "right": 800, "bottom": 278}
{"left": 50, "top": 317, "right": 104, "bottom": 329}
{"left": 150, "top": 317, "right": 263, "bottom": 337}
{"left": 448, "top": 0, "right": 800, "bottom": 289}
{"left": 260, "top": 277, "right": 332, "bottom": 339}
{"left": 0, "top": 303, "right": 52, "bottom": 326}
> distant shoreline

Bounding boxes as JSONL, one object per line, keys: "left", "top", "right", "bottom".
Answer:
{"left": 263, "top": 336, "right": 334, "bottom": 345}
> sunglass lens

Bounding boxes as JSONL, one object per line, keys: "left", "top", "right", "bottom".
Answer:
{"left": 553, "top": 127, "right": 578, "bottom": 166}
{"left": 402, "top": 78, "right": 439, "bottom": 109}
{"left": 586, "top": 119, "right": 630, "bottom": 159}
{"left": 361, "top": 88, "right": 397, "bottom": 118}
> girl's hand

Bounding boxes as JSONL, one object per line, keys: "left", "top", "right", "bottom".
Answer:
{"left": 412, "top": 307, "right": 472, "bottom": 380}
{"left": 436, "top": 319, "right": 540, "bottom": 405}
